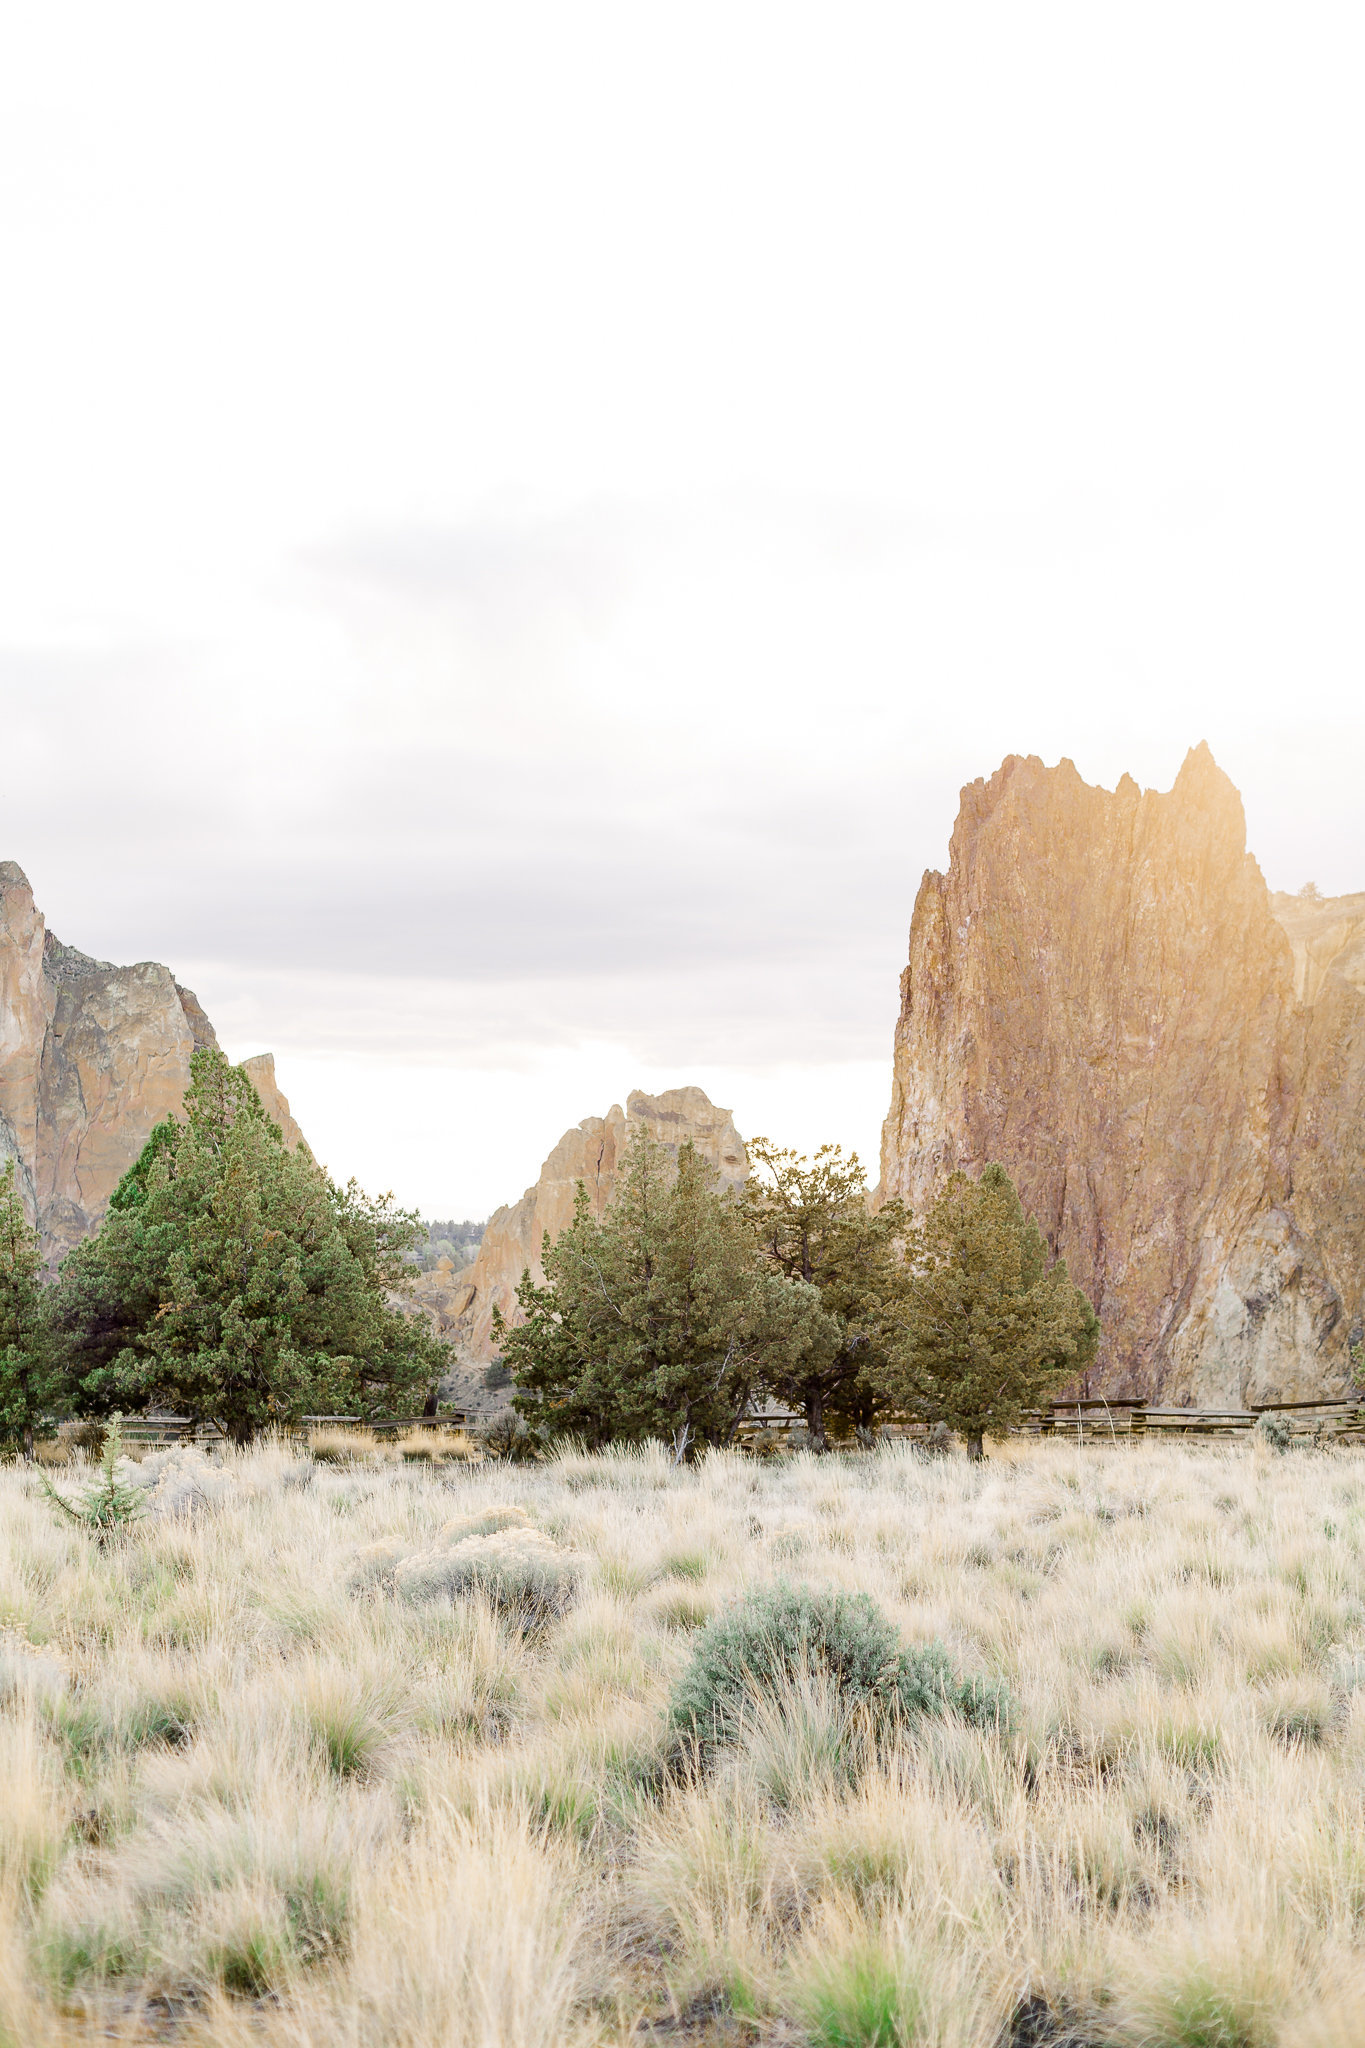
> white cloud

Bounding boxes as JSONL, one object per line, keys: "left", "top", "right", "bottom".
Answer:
{"left": 2, "top": 3, "right": 1363, "bottom": 1214}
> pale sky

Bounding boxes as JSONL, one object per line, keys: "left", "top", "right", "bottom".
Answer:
{"left": 3, "top": 4, "right": 1362, "bottom": 1218}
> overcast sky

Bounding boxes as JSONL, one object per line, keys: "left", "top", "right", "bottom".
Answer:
{"left": 3, "top": 4, "right": 1363, "bottom": 1218}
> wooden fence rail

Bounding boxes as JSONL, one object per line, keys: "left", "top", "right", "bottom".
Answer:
{"left": 108, "top": 1400, "right": 1365, "bottom": 1455}
{"left": 115, "top": 1411, "right": 468, "bottom": 1449}
{"left": 736, "top": 1397, "right": 1365, "bottom": 1450}
{"left": 1031, "top": 1399, "right": 1365, "bottom": 1443}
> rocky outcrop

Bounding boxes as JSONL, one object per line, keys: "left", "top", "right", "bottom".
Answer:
{"left": 0, "top": 863, "right": 302, "bottom": 1258}
{"left": 878, "top": 749, "right": 1365, "bottom": 1407}
{"left": 424, "top": 1087, "right": 748, "bottom": 1360}
{"left": 1270, "top": 888, "right": 1365, "bottom": 1004}
{"left": 239, "top": 1053, "right": 307, "bottom": 1151}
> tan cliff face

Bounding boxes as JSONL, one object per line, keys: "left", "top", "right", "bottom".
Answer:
{"left": 0, "top": 863, "right": 302, "bottom": 1257}
{"left": 238, "top": 1053, "right": 307, "bottom": 1152}
{"left": 417, "top": 1086, "right": 748, "bottom": 1361}
{"left": 878, "top": 749, "right": 1365, "bottom": 1407}
{"left": 1269, "top": 888, "right": 1365, "bottom": 1005}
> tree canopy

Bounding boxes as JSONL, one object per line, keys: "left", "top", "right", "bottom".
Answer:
{"left": 499, "top": 1130, "right": 834, "bottom": 1460}
{"left": 882, "top": 1162, "right": 1099, "bottom": 1457}
{"left": 49, "top": 1049, "right": 447, "bottom": 1441}
{"left": 0, "top": 1159, "right": 65, "bottom": 1458}
{"left": 738, "top": 1139, "right": 911, "bottom": 1450}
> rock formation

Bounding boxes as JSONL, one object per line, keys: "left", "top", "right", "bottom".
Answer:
{"left": 238, "top": 1053, "right": 307, "bottom": 1151}
{"left": 878, "top": 749, "right": 1365, "bottom": 1407}
{"left": 0, "top": 863, "right": 302, "bottom": 1257}
{"left": 422, "top": 1087, "right": 748, "bottom": 1360}
{"left": 1269, "top": 888, "right": 1365, "bottom": 1004}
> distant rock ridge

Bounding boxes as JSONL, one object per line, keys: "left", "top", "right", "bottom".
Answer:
{"left": 416, "top": 1087, "right": 748, "bottom": 1360}
{"left": 877, "top": 749, "right": 1365, "bottom": 1407}
{"left": 0, "top": 862, "right": 302, "bottom": 1258}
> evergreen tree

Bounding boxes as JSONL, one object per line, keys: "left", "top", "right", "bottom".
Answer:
{"left": 0, "top": 1158, "right": 65, "bottom": 1458}
{"left": 739, "top": 1139, "right": 911, "bottom": 1451}
{"left": 499, "top": 1131, "right": 834, "bottom": 1460}
{"left": 51, "top": 1050, "right": 447, "bottom": 1441}
{"left": 885, "top": 1163, "right": 1099, "bottom": 1458}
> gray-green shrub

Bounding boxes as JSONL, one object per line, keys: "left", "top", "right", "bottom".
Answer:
{"left": 393, "top": 1529, "right": 579, "bottom": 1627}
{"left": 667, "top": 1582, "right": 1014, "bottom": 1747}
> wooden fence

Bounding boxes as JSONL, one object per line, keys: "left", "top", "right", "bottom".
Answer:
{"left": 117, "top": 1411, "right": 468, "bottom": 1449}
{"left": 735, "top": 1397, "right": 1365, "bottom": 1450}
{"left": 1028, "top": 1397, "right": 1365, "bottom": 1444}
{"left": 116, "top": 1400, "right": 1365, "bottom": 1455}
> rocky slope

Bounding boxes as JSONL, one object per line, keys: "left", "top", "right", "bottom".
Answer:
{"left": 0, "top": 863, "right": 301, "bottom": 1257}
{"left": 878, "top": 748, "right": 1365, "bottom": 1407}
{"left": 417, "top": 1087, "right": 747, "bottom": 1360}
{"left": 1269, "top": 888, "right": 1365, "bottom": 1004}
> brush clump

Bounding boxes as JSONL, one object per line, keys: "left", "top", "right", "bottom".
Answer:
{"left": 394, "top": 1527, "right": 581, "bottom": 1627}
{"left": 118, "top": 1445, "right": 234, "bottom": 1521}
{"left": 668, "top": 1581, "right": 1014, "bottom": 1752}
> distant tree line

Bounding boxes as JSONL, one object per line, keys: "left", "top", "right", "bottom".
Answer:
{"left": 0, "top": 1049, "right": 450, "bottom": 1451}
{"left": 414, "top": 1219, "right": 486, "bottom": 1272}
{"left": 496, "top": 1131, "right": 1100, "bottom": 1461}
{"left": 0, "top": 1057, "right": 1101, "bottom": 1462}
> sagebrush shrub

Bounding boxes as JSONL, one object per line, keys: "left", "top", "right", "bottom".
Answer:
{"left": 1255, "top": 1413, "right": 1294, "bottom": 1454}
{"left": 119, "top": 1446, "right": 232, "bottom": 1521}
{"left": 668, "top": 1582, "right": 1013, "bottom": 1746}
{"left": 346, "top": 1537, "right": 412, "bottom": 1596}
{"left": 393, "top": 1529, "right": 579, "bottom": 1627}
{"left": 437, "top": 1504, "right": 534, "bottom": 1544}
{"left": 346, "top": 1507, "right": 543, "bottom": 1601}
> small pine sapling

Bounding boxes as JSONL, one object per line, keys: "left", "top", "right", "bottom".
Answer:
{"left": 40, "top": 1415, "right": 145, "bottom": 1543}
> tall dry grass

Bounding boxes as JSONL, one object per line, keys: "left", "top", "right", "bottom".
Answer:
{"left": 3, "top": 1432, "right": 1365, "bottom": 2042}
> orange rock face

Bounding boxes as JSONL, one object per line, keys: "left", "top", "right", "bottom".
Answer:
{"left": 1270, "top": 887, "right": 1365, "bottom": 1004}
{"left": 238, "top": 1053, "right": 307, "bottom": 1152}
{"left": 430, "top": 1087, "right": 748, "bottom": 1360}
{"left": 877, "top": 749, "right": 1365, "bottom": 1406}
{"left": 0, "top": 863, "right": 302, "bottom": 1258}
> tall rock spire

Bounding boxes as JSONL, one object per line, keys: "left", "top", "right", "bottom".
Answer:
{"left": 0, "top": 864, "right": 300, "bottom": 1258}
{"left": 878, "top": 752, "right": 1364, "bottom": 1405}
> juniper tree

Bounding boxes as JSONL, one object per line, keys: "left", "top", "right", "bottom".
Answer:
{"left": 499, "top": 1130, "right": 834, "bottom": 1461}
{"left": 51, "top": 1049, "right": 447, "bottom": 1441}
{"left": 885, "top": 1162, "right": 1099, "bottom": 1459}
{"left": 0, "top": 1159, "right": 65, "bottom": 1458}
{"left": 738, "top": 1139, "right": 911, "bottom": 1451}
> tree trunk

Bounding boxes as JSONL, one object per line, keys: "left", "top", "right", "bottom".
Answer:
{"left": 967, "top": 1431, "right": 985, "bottom": 1461}
{"left": 422, "top": 1386, "right": 438, "bottom": 1417}
{"left": 20, "top": 1421, "right": 33, "bottom": 1462}
{"left": 806, "top": 1390, "right": 828, "bottom": 1455}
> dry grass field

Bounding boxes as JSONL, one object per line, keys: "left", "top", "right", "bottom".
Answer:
{"left": 4, "top": 1432, "right": 1365, "bottom": 2046}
